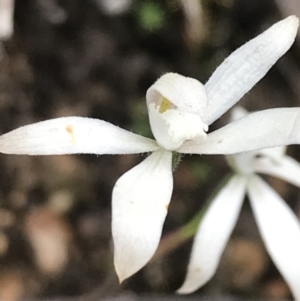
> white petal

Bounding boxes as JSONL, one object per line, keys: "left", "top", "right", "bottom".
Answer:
{"left": 0, "top": 117, "right": 159, "bottom": 155}
{"left": 177, "top": 175, "right": 246, "bottom": 294}
{"left": 203, "top": 16, "right": 299, "bottom": 125}
{"left": 179, "top": 108, "right": 300, "bottom": 155}
{"left": 255, "top": 155, "right": 300, "bottom": 187}
{"left": 247, "top": 176, "right": 300, "bottom": 301}
{"left": 112, "top": 149, "right": 173, "bottom": 282}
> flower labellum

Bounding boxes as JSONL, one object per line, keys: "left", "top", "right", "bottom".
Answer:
{"left": 147, "top": 73, "right": 209, "bottom": 150}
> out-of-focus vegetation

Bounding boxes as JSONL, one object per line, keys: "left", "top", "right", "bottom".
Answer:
{"left": 136, "top": 2, "right": 166, "bottom": 32}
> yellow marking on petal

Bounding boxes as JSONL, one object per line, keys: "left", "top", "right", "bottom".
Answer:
{"left": 159, "top": 97, "right": 172, "bottom": 113}
{"left": 65, "top": 124, "right": 76, "bottom": 144}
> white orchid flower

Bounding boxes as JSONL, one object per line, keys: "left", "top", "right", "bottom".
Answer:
{"left": 0, "top": 16, "right": 299, "bottom": 282}
{"left": 178, "top": 106, "right": 300, "bottom": 300}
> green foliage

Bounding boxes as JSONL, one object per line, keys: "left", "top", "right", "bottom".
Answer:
{"left": 136, "top": 2, "right": 165, "bottom": 32}
{"left": 130, "top": 98, "right": 153, "bottom": 138}
{"left": 190, "top": 159, "right": 213, "bottom": 183}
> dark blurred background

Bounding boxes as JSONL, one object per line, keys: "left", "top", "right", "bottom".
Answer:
{"left": 0, "top": 0, "right": 300, "bottom": 300}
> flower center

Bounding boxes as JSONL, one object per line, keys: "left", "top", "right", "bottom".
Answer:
{"left": 145, "top": 73, "right": 209, "bottom": 151}
{"left": 147, "top": 96, "right": 208, "bottom": 151}
{"left": 159, "top": 97, "right": 173, "bottom": 113}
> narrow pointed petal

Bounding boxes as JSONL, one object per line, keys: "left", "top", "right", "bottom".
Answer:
{"left": 248, "top": 176, "right": 300, "bottom": 301}
{"left": 0, "top": 117, "right": 159, "bottom": 155}
{"left": 112, "top": 150, "right": 173, "bottom": 282}
{"left": 177, "top": 175, "right": 246, "bottom": 294}
{"left": 203, "top": 16, "right": 299, "bottom": 125}
{"left": 179, "top": 108, "right": 300, "bottom": 155}
{"left": 255, "top": 156, "right": 300, "bottom": 187}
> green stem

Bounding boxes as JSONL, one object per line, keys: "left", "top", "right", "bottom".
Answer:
{"left": 152, "top": 173, "right": 233, "bottom": 262}
{"left": 152, "top": 207, "right": 206, "bottom": 260}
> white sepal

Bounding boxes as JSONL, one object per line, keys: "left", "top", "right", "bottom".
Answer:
{"left": 254, "top": 155, "right": 300, "bottom": 188}
{"left": 179, "top": 108, "right": 300, "bottom": 155}
{"left": 203, "top": 16, "right": 299, "bottom": 125}
{"left": 177, "top": 175, "right": 246, "bottom": 294}
{"left": 147, "top": 73, "right": 208, "bottom": 150}
{"left": 112, "top": 149, "right": 173, "bottom": 282}
{"left": 247, "top": 175, "right": 300, "bottom": 301}
{"left": 0, "top": 117, "right": 159, "bottom": 155}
